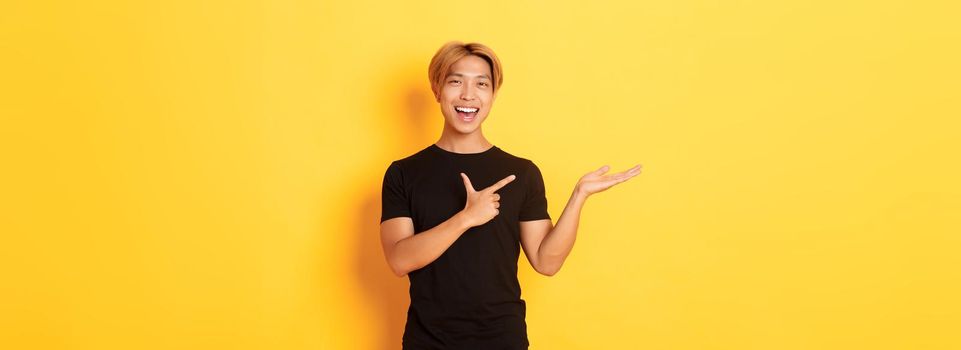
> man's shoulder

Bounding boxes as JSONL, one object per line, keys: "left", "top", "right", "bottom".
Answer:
{"left": 493, "top": 146, "right": 539, "bottom": 169}
{"left": 389, "top": 144, "right": 437, "bottom": 165}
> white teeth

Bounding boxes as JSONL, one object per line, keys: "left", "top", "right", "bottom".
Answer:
{"left": 455, "top": 107, "right": 478, "bottom": 113}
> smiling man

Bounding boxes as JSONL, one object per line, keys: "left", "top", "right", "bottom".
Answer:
{"left": 379, "top": 41, "right": 642, "bottom": 349}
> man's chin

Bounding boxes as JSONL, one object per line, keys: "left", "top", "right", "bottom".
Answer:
{"left": 446, "top": 120, "right": 482, "bottom": 133}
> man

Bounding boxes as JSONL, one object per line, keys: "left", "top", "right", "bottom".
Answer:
{"left": 380, "top": 41, "right": 642, "bottom": 349}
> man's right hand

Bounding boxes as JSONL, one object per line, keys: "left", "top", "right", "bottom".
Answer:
{"left": 459, "top": 173, "right": 516, "bottom": 227}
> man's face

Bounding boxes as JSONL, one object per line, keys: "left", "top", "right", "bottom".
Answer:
{"left": 436, "top": 55, "right": 496, "bottom": 133}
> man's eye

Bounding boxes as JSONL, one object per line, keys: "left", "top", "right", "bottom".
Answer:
{"left": 479, "top": 82, "right": 489, "bottom": 87}
{"left": 449, "top": 80, "right": 460, "bottom": 84}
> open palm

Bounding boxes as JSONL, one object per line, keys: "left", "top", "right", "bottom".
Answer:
{"left": 576, "top": 164, "right": 642, "bottom": 196}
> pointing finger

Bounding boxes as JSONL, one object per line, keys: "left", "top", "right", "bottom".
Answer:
{"left": 484, "top": 174, "right": 516, "bottom": 193}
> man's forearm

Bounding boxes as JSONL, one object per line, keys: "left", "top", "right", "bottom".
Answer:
{"left": 391, "top": 212, "right": 473, "bottom": 276}
{"left": 537, "top": 187, "right": 589, "bottom": 275}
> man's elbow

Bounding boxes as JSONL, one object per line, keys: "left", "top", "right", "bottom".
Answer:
{"left": 388, "top": 260, "right": 411, "bottom": 277}
{"left": 392, "top": 269, "right": 408, "bottom": 278}
{"left": 385, "top": 241, "right": 415, "bottom": 277}
{"left": 389, "top": 252, "right": 426, "bottom": 277}
{"left": 536, "top": 264, "right": 559, "bottom": 277}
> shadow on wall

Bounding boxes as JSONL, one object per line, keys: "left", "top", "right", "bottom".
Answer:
{"left": 351, "top": 58, "right": 436, "bottom": 350}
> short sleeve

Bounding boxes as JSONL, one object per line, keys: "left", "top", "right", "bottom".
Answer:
{"left": 380, "top": 161, "right": 411, "bottom": 223}
{"left": 519, "top": 161, "right": 551, "bottom": 221}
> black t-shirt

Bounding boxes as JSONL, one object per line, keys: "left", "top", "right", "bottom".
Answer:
{"left": 380, "top": 143, "right": 551, "bottom": 350}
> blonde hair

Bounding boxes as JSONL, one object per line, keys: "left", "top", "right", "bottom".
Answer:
{"left": 428, "top": 41, "right": 504, "bottom": 99}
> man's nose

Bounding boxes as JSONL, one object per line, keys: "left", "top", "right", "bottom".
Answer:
{"left": 459, "top": 85, "right": 476, "bottom": 100}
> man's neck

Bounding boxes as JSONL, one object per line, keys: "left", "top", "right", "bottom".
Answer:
{"left": 435, "top": 133, "right": 493, "bottom": 154}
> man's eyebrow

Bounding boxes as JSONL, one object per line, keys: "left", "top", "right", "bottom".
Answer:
{"left": 446, "top": 73, "right": 492, "bottom": 80}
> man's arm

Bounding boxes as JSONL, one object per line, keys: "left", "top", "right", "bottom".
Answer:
{"left": 380, "top": 213, "right": 472, "bottom": 277}
{"left": 520, "top": 164, "right": 642, "bottom": 276}
{"left": 520, "top": 188, "right": 586, "bottom": 276}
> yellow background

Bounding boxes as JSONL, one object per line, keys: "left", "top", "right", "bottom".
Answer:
{"left": 2, "top": 1, "right": 959, "bottom": 349}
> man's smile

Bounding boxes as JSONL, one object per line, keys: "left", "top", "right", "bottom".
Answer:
{"left": 454, "top": 106, "right": 479, "bottom": 122}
